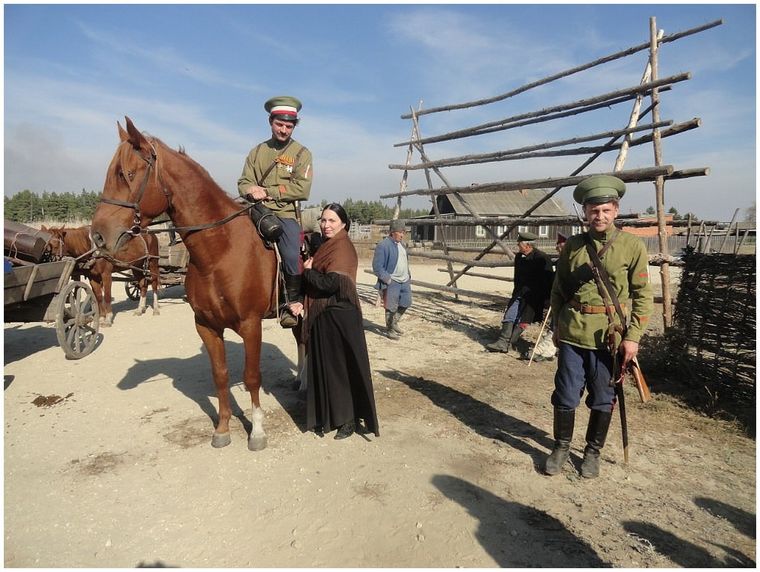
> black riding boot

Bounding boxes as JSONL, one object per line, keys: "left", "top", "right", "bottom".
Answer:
{"left": 544, "top": 408, "right": 575, "bottom": 475}
{"left": 581, "top": 409, "right": 613, "bottom": 479}
{"left": 280, "top": 273, "right": 303, "bottom": 329}
{"left": 385, "top": 310, "right": 400, "bottom": 340}
{"left": 486, "top": 322, "right": 514, "bottom": 352}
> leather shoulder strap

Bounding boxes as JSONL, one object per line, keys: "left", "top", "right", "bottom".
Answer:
{"left": 583, "top": 232, "right": 627, "bottom": 328}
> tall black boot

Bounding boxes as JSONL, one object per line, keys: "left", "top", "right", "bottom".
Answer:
{"left": 486, "top": 322, "right": 514, "bottom": 352}
{"left": 544, "top": 408, "right": 575, "bottom": 475}
{"left": 280, "top": 273, "right": 303, "bottom": 329}
{"left": 385, "top": 310, "right": 400, "bottom": 340}
{"left": 580, "top": 409, "right": 613, "bottom": 479}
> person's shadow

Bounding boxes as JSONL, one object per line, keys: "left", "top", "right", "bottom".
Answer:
{"left": 432, "top": 474, "right": 608, "bottom": 567}
{"left": 380, "top": 368, "right": 553, "bottom": 469}
{"left": 117, "top": 339, "right": 304, "bottom": 438}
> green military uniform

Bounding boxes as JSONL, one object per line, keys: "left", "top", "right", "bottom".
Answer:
{"left": 544, "top": 174, "right": 654, "bottom": 480}
{"left": 237, "top": 138, "right": 312, "bottom": 220}
{"left": 550, "top": 228, "right": 652, "bottom": 349}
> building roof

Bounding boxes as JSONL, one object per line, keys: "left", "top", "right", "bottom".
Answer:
{"left": 438, "top": 189, "right": 569, "bottom": 217}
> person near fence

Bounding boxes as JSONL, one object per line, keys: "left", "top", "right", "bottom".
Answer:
{"left": 237, "top": 95, "right": 312, "bottom": 327}
{"left": 545, "top": 174, "right": 652, "bottom": 479}
{"left": 372, "top": 219, "right": 413, "bottom": 340}
{"left": 485, "top": 231, "right": 554, "bottom": 353}
{"left": 296, "top": 203, "right": 379, "bottom": 440}
{"left": 521, "top": 232, "right": 568, "bottom": 362}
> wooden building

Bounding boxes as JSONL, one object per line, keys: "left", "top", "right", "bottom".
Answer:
{"left": 411, "top": 189, "right": 573, "bottom": 247}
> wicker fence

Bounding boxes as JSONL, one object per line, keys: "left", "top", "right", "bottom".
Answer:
{"left": 667, "top": 253, "right": 756, "bottom": 431}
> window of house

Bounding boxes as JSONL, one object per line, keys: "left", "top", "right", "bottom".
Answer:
{"left": 517, "top": 225, "right": 529, "bottom": 235}
{"left": 475, "top": 225, "right": 486, "bottom": 238}
{"left": 572, "top": 225, "right": 582, "bottom": 235}
{"left": 538, "top": 225, "right": 549, "bottom": 237}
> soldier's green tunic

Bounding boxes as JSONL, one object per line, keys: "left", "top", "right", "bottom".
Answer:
{"left": 237, "top": 138, "right": 312, "bottom": 220}
{"left": 550, "top": 227, "right": 653, "bottom": 350}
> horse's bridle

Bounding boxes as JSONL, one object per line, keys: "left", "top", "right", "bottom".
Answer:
{"left": 99, "top": 143, "right": 172, "bottom": 236}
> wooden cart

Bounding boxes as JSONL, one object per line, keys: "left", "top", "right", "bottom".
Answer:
{"left": 122, "top": 240, "right": 189, "bottom": 301}
{"left": 4, "top": 256, "right": 101, "bottom": 359}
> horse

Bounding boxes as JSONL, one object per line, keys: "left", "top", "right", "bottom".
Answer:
{"left": 43, "top": 224, "right": 161, "bottom": 326}
{"left": 90, "top": 116, "right": 303, "bottom": 451}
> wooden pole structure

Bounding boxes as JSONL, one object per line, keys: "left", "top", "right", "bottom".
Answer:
{"left": 393, "top": 101, "right": 424, "bottom": 220}
{"left": 718, "top": 208, "right": 739, "bottom": 253}
{"left": 649, "top": 17, "right": 673, "bottom": 329}
{"left": 401, "top": 19, "right": 722, "bottom": 119}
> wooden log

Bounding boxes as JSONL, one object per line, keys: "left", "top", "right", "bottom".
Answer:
{"left": 400, "top": 19, "right": 722, "bottom": 119}
{"left": 389, "top": 120, "right": 672, "bottom": 171}
{"left": 362, "top": 269, "right": 503, "bottom": 302}
{"left": 407, "top": 250, "right": 516, "bottom": 267}
{"left": 436, "top": 268, "right": 514, "bottom": 282}
{"left": 394, "top": 73, "right": 691, "bottom": 147}
{"left": 381, "top": 165, "right": 674, "bottom": 199}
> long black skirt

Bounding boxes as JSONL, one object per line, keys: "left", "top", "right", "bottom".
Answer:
{"left": 305, "top": 305, "right": 379, "bottom": 436}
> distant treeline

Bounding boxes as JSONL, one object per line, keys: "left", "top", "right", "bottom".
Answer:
{"left": 4, "top": 190, "right": 429, "bottom": 226}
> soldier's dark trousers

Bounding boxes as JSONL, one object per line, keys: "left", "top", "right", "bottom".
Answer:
{"left": 278, "top": 218, "right": 303, "bottom": 276}
{"left": 551, "top": 342, "right": 615, "bottom": 411}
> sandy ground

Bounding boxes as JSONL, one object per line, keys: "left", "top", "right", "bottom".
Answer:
{"left": 3, "top": 261, "right": 756, "bottom": 567}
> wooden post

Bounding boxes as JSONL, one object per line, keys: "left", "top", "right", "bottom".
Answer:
{"left": 649, "top": 17, "right": 673, "bottom": 329}
{"left": 718, "top": 208, "right": 739, "bottom": 253}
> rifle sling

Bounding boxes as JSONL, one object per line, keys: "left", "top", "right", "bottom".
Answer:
{"left": 583, "top": 231, "right": 628, "bottom": 332}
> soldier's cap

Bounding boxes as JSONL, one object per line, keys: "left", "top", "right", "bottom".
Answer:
{"left": 389, "top": 219, "right": 406, "bottom": 233}
{"left": 573, "top": 174, "right": 626, "bottom": 205}
{"left": 517, "top": 231, "right": 538, "bottom": 242}
{"left": 556, "top": 232, "right": 568, "bottom": 243}
{"left": 265, "top": 96, "right": 302, "bottom": 122}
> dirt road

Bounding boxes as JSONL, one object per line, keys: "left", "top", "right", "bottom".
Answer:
{"left": 4, "top": 263, "right": 755, "bottom": 567}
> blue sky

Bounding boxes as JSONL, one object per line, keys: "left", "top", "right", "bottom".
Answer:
{"left": 4, "top": 3, "right": 756, "bottom": 221}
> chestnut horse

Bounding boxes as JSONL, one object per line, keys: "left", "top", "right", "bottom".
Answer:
{"left": 90, "top": 116, "right": 300, "bottom": 451}
{"left": 43, "top": 225, "right": 160, "bottom": 326}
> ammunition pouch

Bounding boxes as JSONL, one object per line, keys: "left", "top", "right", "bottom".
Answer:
{"left": 249, "top": 203, "right": 284, "bottom": 243}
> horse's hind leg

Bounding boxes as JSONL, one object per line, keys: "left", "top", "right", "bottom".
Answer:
{"left": 133, "top": 274, "right": 148, "bottom": 316}
{"left": 195, "top": 322, "right": 233, "bottom": 448}
{"left": 241, "top": 319, "right": 267, "bottom": 451}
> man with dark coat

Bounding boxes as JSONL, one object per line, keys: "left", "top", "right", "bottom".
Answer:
{"left": 486, "top": 231, "right": 554, "bottom": 353}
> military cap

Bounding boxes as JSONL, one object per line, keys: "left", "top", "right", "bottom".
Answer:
{"left": 389, "top": 219, "right": 406, "bottom": 233}
{"left": 556, "top": 232, "right": 568, "bottom": 243}
{"left": 265, "top": 96, "right": 302, "bottom": 121}
{"left": 573, "top": 174, "right": 626, "bottom": 205}
{"left": 517, "top": 231, "right": 538, "bottom": 242}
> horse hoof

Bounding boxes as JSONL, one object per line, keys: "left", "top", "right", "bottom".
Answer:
{"left": 211, "top": 432, "right": 231, "bottom": 448}
{"left": 248, "top": 435, "right": 268, "bottom": 451}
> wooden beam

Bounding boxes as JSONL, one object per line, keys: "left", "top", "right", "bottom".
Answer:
{"left": 381, "top": 165, "right": 674, "bottom": 199}
{"left": 400, "top": 19, "right": 722, "bottom": 119}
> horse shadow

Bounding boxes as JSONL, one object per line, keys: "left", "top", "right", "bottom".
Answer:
{"left": 622, "top": 520, "right": 755, "bottom": 567}
{"left": 432, "top": 475, "right": 608, "bottom": 567}
{"left": 379, "top": 368, "right": 552, "bottom": 469}
{"left": 117, "top": 340, "right": 304, "bottom": 436}
{"left": 693, "top": 496, "right": 756, "bottom": 540}
{"left": 4, "top": 324, "right": 61, "bottom": 364}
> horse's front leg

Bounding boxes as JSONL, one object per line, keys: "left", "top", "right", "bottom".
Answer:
{"left": 195, "top": 321, "right": 233, "bottom": 448}
{"left": 133, "top": 273, "right": 148, "bottom": 316}
{"left": 102, "top": 269, "right": 114, "bottom": 326}
{"left": 240, "top": 319, "right": 267, "bottom": 451}
{"left": 150, "top": 265, "right": 161, "bottom": 316}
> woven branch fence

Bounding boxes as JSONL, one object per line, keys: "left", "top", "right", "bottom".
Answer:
{"left": 667, "top": 253, "right": 756, "bottom": 432}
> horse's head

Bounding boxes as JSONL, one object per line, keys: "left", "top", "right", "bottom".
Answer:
{"left": 91, "top": 117, "right": 170, "bottom": 255}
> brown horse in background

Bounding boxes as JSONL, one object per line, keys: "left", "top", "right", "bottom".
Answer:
{"left": 90, "top": 116, "right": 289, "bottom": 451}
{"left": 43, "top": 225, "right": 160, "bottom": 326}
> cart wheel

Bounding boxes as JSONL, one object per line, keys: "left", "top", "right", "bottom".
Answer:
{"left": 55, "top": 280, "right": 100, "bottom": 360}
{"left": 125, "top": 281, "right": 140, "bottom": 301}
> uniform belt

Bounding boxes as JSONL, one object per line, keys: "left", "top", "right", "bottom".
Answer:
{"left": 569, "top": 299, "right": 615, "bottom": 314}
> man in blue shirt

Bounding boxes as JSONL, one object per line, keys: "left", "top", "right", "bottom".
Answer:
{"left": 372, "top": 220, "right": 413, "bottom": 340}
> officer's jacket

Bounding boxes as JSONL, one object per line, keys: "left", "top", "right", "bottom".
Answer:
{"left": 511, "top": 247, "right": 554, "bottom": 324}
{"left": 237, "top": 138, "right": 312, "bottom": 220}
{"left": 550, "top": 228, "right": 653, "bottom": 350}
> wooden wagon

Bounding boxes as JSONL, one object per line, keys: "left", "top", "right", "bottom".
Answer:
{"left": 4, "top": 257, "right": 101, "bottom": 359}
{"left": 122, "top": 239, "right": 189, "bottom": 301}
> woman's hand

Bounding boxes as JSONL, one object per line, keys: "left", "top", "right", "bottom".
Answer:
{"left": 288, "top": 302, "right": 304, "bottom": 317}
{"left": 303, "top": 257, "right": 313, "bottom": 270}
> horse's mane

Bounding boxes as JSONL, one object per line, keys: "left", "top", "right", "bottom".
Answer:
{"left": 150, "top": 136, "right": 224, "bottom": 191}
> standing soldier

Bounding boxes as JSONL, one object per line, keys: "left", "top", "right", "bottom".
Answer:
{"left": 238, "top": 96, "right": 313, "bottom": 327}
{"left": 485, "top": 231, "right": 554, "bottom": 353}
{"left": 544, "top": 175, "right": 653, "bottom": 479}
